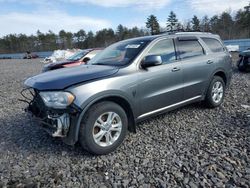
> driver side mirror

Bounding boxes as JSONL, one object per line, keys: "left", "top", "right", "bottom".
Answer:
{"left": 82, "top": 57, "right": 90, "bottom": 63}
{"left": 141, "top": 55, "right": 162, "bottom": 68}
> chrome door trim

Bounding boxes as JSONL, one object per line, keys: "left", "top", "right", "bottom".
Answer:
{"left": 137, "top": 95, "right": 202, "bottom": 119}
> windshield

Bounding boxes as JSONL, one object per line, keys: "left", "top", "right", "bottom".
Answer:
{"left": 89, "top": 39, "right": 150, "bottom": 66}
{"left": 67, "top": 50, "right": 88, "bottom": 61}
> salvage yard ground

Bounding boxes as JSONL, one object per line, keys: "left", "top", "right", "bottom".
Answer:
{"left": 0, "top": 53, "right": 249, "bottom": 187}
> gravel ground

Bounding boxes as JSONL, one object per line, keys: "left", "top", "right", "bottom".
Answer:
{"left": 0, "top": 54, "right": 249, "bottom": 188}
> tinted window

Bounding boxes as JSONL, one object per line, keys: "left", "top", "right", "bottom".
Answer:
{"left": 147, "top": 39, "right": 176, "bottom": 64}
{"left": 177, "top": 40, "right": 204, "bottom": 59}
{"left": 202, "top": 37, "right": 224, "bottom": 53}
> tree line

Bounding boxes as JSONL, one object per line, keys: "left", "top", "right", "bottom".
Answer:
{"left": 0, "top": 3, "right": 249, "bottom": 54}
{"left": 0, "top": 26, "right": 147, "bottom": 53}
{"left": 146, "top": 3, "right": 250, "bottom": 39}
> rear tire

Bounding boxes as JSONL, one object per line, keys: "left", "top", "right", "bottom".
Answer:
{"left": 79, "top": 101, "right": 128, "bottom": 155}
{"left": 204, "top": 76, "right": 225, "bottom": 108}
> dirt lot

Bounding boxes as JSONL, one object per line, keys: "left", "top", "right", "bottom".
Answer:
{"left": 0, "top": 54, "right": 249, "bottom": 187}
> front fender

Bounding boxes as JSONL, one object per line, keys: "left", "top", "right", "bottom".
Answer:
{"left": 63, "top": 71, "right": 139, "bottom": 145}
{"left": 63, "top": 91, "right": 137, "bottom": 145}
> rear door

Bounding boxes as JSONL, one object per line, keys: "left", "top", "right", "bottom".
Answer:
{"left": 175, "top": 36, "right": 215, "bottom": 100}
{"left": 138, "top": 38, "right": 183, "bottom": 116}
{"left": 201, "top": 37, "right": 231, "bottom": 75}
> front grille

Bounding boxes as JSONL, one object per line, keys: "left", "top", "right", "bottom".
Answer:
{"left": 20, "top": 88, "right": 59, "bottom": 130}
{"left": 29, "top": 93, "right": 47, "bottom": 118}
{"left": 20, "top": 88, "right": 47, "bottom": 118}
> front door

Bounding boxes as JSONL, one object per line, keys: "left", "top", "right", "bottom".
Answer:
{"left": 137, "top": 38, "right": 183, "bottom": 117}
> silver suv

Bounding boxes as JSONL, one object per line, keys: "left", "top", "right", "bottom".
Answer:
{"left": 24, "top": 32, "right": 232, "bottom": 154}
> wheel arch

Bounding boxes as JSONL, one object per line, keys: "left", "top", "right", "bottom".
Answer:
{"left": 213, "top": 70, "right": 227, "bottom": 86}
{"left": 91, "top": 96, "right": 136, "bottom": 133}
{"left": 65, "top": 94, "right": 137, "bottom": 145}
{"left": 201, "top": 69, "right": 228, "bottom": 100}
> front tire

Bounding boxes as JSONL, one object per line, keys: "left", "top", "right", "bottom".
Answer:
{"left": 79, "top": 101, "right": 128, "bottom": 155}
{"left": 205, "top": 76, "right": 225, "bottom": 108}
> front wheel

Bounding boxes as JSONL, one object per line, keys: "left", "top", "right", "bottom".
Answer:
{"left": 79, "top": 101, "right": 128, "bottom": 155}
{"left": 204, "top": 76, "right": 225, "bottom": 108}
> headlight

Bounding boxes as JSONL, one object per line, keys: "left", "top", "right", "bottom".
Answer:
{"left": 39, "top": 91, "right": 75, "bottom": 109}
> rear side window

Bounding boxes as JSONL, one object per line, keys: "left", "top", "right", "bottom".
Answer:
{"left": 147, "top": 39, "right": 176, "bottom": 64}
{"left": 202, "top": 37, "right": 224, "bottom": 53}
{"left": 176, "top": 40, "right": 204, "bottom": 59}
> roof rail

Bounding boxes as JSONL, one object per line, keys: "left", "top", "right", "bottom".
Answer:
{"left": 175, "top": 32, "right": 213, "bottom": 35}
{"left": 159, "top": 29, "right": 185, "bottom": 35}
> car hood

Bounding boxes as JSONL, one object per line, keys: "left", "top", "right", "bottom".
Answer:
{"left": 25, "top": 65, "right": 119, "bottom": 90}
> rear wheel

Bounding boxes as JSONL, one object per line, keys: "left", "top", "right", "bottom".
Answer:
{"left": 205, "top": 76, "right": 225, "bottom": 108}
{"left": 79, "top": 101, "right": 128, "bottom": 155}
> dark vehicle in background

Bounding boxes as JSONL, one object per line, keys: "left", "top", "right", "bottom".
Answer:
{"left": 42, "top": 48, "right": 102, "bottom": 72}
{"left": 23, "top": 32, "right": 232, "bottom": 155}
{"left": 23, "top": 51, "right": 39, "bottom": 59}
{"left": 237, "top": 49, "right": 250, "bottom": 72}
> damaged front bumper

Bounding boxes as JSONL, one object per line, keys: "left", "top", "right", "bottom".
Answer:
{"left": 21, "top": 88, "right": 81, "bottom": 144}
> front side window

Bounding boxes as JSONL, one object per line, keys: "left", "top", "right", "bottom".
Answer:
{"left": 147, "top": 39, "right": 176, "bottom": 64}
{"left": 201, "top": 37, "right": 224, "bottom": 53}
{"left": 176, "top": 40, "right": 204, "bottom": 59}
{"left": 89, "top": 39, "right": 150, "bottom": 66}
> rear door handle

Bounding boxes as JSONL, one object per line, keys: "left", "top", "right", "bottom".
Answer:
{"left": 207, "top": 60, "right": 214, "bottom": 64}
{"left": 172, "top": 67, "right": 180, "bottom": 72}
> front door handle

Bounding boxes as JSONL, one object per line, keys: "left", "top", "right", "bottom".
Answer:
{"left": 207, "top": 60, "right": 214, "bottom": 64}
{"left": 172, "top": 67, "right": 180, "bottom": 72}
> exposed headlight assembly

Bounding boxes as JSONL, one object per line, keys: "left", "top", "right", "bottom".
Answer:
{"left": 39, "top": 91, "right": 75, "bottom": 109}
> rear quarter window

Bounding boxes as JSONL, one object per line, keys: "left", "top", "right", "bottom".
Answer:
{"left": 201, "top": 37, "right": 224, "bottom": 53}
{"left": 176, "top": 39, "right": 204, "bottom": 59}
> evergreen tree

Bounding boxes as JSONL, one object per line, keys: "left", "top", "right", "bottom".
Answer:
{"left": 74, "top": 29, "right": 86, "bottom": 48}
{"left": 235, "top": 3, "right": 250, "bottom": 38}
{"left": 130, "top": 27, "right": 145, "bottom": 38}
{"left": 46, "top": 30, "right": 57, "bottom": 50}
{"left": 191, "top": 15, "right": 200, "bottom": 31}
{"left": 220, "top": 12, "right": 234, "bottom": 39}
{"left": 146, "top": 15, "right": 160, "bottom": 35}
{"left": 167, "top": 11, "right": 179, "bottom": 32}
{"left": 185, "top": 21, "right": 192, "bottom": 31}
{"left": 116, "top": 24, "right": 129, "bottom": 40}
{"left": 59, "top": 30, "right": 67, "bottom": 49}
{"left": 200, "top": 16, "right": 210, "bottom": 32}
{"left": 83, "top": 31, "right": 95, "bottom": 48}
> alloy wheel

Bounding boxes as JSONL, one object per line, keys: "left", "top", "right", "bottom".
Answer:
{"left": 211, "top": 81, "right": 224, "bottom": 104}
{"left": 92, "top": 112, "right": 122, "bottom": 147}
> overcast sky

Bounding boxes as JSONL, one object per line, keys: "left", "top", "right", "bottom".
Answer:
{"left": 0, "top": 0, "right": 249, "bottom": 36}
